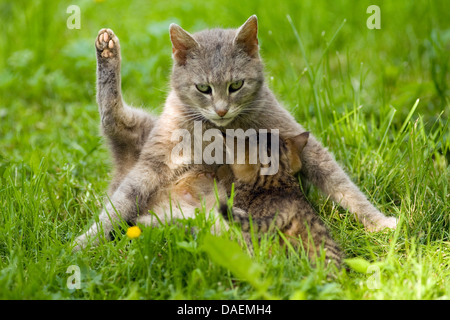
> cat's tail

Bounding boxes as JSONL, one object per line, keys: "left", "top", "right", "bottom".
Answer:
{"left": 219, "top": 202, "right": 293, "bottom": 233}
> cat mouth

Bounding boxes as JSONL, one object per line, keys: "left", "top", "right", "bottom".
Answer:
{"left": 209, "top": 117, "right": 235, "bottom": 127}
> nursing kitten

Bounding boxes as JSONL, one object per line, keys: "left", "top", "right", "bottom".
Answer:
{"left": 74, "top": 16, "right": 396, "bottom": 250}
{"left": 219, "top": 132, "right": 342, "bottom": 266}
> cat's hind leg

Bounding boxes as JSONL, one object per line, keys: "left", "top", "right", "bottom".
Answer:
{"left": 95, "top": 28, "right": 157, "bottom": 191}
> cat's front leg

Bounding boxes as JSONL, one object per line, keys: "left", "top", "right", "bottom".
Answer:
{"left": 269, "top": 104, "right": 397, "bottom": 231}
{"left": 301, "top": 135, "right": 398, "bottom": 231}
{"left": 95, "top": 29, "right": 156, "bottom": 191}
{"left": 73, "top": 156, "right": 170, "bottom": 251}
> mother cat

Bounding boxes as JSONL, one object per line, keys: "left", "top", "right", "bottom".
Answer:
{"left": 74, "top": 15, "right": 396, "bottom": 249}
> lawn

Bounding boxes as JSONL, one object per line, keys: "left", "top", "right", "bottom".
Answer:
{"left": 0, "top": 0, "right": 449, "bottom": 300}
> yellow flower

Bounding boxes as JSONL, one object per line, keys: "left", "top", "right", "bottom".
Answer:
{"left": 126, "top": 226, "right": 142, "bottom": 239}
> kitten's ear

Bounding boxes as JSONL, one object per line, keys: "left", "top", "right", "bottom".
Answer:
{"left": 289, "top": 131, "right": 310, "bottom": 154}
{"left": 234, "top": 15, "right": 259, "bottom": 58}
{"left": 169, "top": 23, "right": 199, "bottom": 65}
{"left": 286, "top": 132, "right": 310, "bottom": 174}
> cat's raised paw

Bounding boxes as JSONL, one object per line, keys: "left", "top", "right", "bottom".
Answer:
{"left": 95, "top": 28, "right": 120, "bottom": 59}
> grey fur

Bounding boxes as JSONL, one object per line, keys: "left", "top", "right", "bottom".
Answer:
{"left": 74, "top": 17, "right": 396, "bottom": 251}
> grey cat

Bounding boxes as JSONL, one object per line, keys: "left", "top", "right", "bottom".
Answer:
{"left": 74, "top": 16, "right": 396, "bottom": 250}
{"left": 219, "top": 131, "right": 342, "bottom": 266}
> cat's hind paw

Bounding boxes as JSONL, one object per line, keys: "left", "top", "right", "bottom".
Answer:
{"left": 95, "top": 28, "right": 120, "bottom": 59}
{"left": 72, "top": 233, "right": 89, "bottom": 252}
{"left": 366, "top": 216, "right": 398, "bottom": 232}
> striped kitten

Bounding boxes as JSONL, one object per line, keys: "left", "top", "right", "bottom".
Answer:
{"left": 219, "top": 132, "right": 342, "bottom": 266}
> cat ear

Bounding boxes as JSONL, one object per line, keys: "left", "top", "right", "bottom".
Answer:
{"left": 169, "top": 23, "right": 199, "bottom": 65}
{"left": 234, "top": 15, "right": 259, "bottom": 58}
{"left": 285, "top": 132, "right": 310, "bottom": 174}
{"left": 287, "top": 132, "right": 310, "bottom": 154}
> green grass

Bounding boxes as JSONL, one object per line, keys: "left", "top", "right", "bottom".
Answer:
{"left": 0, "top": 0, "right": 449, "bottom": 299}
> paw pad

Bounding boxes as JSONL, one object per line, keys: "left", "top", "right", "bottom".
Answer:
{"left": 96, "top": 28, "right": 119, "bottom": 58}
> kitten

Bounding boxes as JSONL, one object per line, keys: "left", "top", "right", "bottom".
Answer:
{"left": 219, "top": 132, "right": 342, "bottom": 266}
{"left": 74, "top": 16, "right": 396, "bottom": 250}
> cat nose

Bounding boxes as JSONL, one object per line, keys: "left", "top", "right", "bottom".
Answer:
{"left": 215, "top": 108, "right": 228, "bottom": 117}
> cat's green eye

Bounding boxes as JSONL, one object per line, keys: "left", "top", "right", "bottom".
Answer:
{"left": 196, "top": 84, "right": 212, "bottom": 94}
{"left": 229, "top": 80, "right": 244, "bottom": 93}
